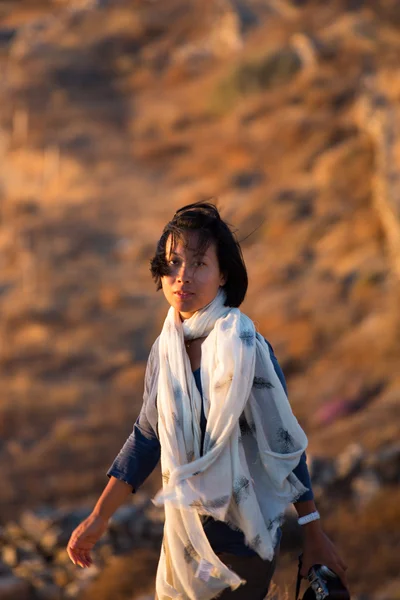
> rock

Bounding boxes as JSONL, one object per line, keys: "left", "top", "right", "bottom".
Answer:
{"left": 3, "top": 521, "right": 26, "bottom": 542}
{"left": 109, "top": 504, "right": 137, "bottom": 528}
{"left": 95, "top": 543, "right": 114, "bottom": 561}
{"left": 2, "top": 541, "right": 38, "bottom": 567}
{"left": 109, "top": 504, "right": 148, "bottom": 538}
{"left": 144, "top": 504, "right": 165, "bottom": 524}
{"left": 107, "top": 503, "right": 162, "bottom": 551}
{"left": 52, "top": 548, "right": 73, "bottom": 566}
{"left": 64, "top": 580, "right": 84, "bottom": 598}
{"left": 1, "top": 546, "right": 18, "bottom": 568}
{"left": 370, "top": 441, "right": 400, "bottom": 484}
{"left": 0, "top": 559, "right": 12, "bottom": 575}
{"left": 290, "top": 33, "right": 318, "bottom": 68}
{"left": 143, "top": 504, "right": 164, "bottom": 541}
{"left": 54, "top": 507, "right": 92, "bottom": 529}
{"left": 335, "top": 442, "right": 365, "bottom": 479}
{"left": 20, "top": 508, "right": 57, "bottom": 542}
{"left": 132, "top": 490, "right": 152, "bottom": 510}
{"left": 46, "top": 507, "right": 91, "bottom": 549}
{"left": 15, "top": 539, "right": 37, "bottom": 554}
{"left": 171, "top": 0, "right": 243, "bottom": 69}
{"left": 33, "top": 581, "right": 63, "bottom": 600}
{"left": 308, "top": 455, "right": 337, "bottom": 487}
{"left": 208, "top": 4, "right": 243, "bottom": 57}
{"left": 39, "top": 526, "right": 66, "bottom": 553}
{"left": 231, "top": 170, "right": 265, "bottom": 190}
{"left": 13, "top": 556, "right": 49, "bottom": 578}
{"left": 146, "top": 521, "right": 164, "bottom": 539}
{"left": 52, "top": 566, "right": 70, "bottom": 588}
{"left": 76, "top": 563, "right": 100, "bottom": 581}
{"left": 0, "top": 575, "right": 32, "bottom": 600}
{"left": 351, "top": 469, "right": 381, "bottom": 507}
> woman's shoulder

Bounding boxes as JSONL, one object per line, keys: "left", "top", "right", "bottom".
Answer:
{"left": 256, "top": 331, "right": 275, "bottom": 354}
{"left": 149, "top": 335, "right": 161, "bottom": 355}
{"left": 144, "top": 335, "right": 161, "bottom": 377}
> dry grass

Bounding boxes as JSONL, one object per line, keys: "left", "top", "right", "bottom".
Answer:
{"left": 77, "top": 548, "right": 159, "bottom": 600}
{"left": 210, "top": 46, "right": 302, "bottom": 114}
{"left": 326, "top": 486, "right": 400, "bottom": 590}
{"left": 0, "top": 1, "right": 399, "bottom": 597}
{"left": 265, "top": 581, "right": 290, "bottom": 600}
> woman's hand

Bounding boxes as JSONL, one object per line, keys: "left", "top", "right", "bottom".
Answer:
{"left": 66, "top": 512, "right": 109, "bottom": 568}
{"left": 300, "top": 528, "right": 349, "bottom": 591}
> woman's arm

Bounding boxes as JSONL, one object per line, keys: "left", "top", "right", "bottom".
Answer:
{"left": 92, "top": 476, "right": 134, "bottom": 520}
{"left": 106, "top": 338, "right": 161, "bottom": 493}
{"left": 265, "top": 338, "right": 349, "bottom": 588}
{"left": 106, "top": 412, "right": 161, "bottom": 493}
{"left": 294, "top": 497, "right": 349, "bottom": 588}
{"left": 67, "top": 380, "right": 161, "bottom": 568}
{"left": 265, "top": 338, "right": 314, "bottom": 502}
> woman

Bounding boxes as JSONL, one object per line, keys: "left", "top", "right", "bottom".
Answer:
{"left": 67, "top": 202, "right": 348, "bottom": 600}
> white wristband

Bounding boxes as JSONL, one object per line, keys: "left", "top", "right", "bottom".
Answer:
{"left": 298, "top": 511, "right": 320, "bottom": 526}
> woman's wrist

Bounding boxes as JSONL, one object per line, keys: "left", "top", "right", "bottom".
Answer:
{"left": 298, "top": 510, "right": 320, "bottom": 526}
{"left": 301, "top": 518, "right": 324, "bottom": 540}
{"left": 90, "top": 509, "right": 110, "bottom": 523}
{"left": 294, "top": 499, "right": 323, "bottom": 538}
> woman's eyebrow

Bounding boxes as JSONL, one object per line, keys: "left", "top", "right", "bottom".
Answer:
{"left": 170, "top": 250, "right": 205, "bottom": 258}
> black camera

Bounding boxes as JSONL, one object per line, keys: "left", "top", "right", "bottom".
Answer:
{"left": 296, "top": 553, "right": 350, "bottom": 600}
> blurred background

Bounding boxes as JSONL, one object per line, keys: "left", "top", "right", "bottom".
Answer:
{"left": 0, "top": 0, "right": 400, "bottom": 599}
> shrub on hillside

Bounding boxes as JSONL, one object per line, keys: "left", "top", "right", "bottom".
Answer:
{"left": 211, "top": 47, "right": 302, "bottom": 113}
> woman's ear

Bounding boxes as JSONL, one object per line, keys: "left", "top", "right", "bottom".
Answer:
{"left": 220, "top": 272, "right": 227, "bottom": 287}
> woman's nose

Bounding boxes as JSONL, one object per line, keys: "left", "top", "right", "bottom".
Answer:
{"left": 177, "top": 264, "right": 192, "bottom": 282}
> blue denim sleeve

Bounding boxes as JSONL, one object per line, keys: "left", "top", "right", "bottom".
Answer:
{"left": 265, "top": 339, "right": 314, "bottom": 503}
{"left": 106, "top": 397, "right": 160, "bottom": 493}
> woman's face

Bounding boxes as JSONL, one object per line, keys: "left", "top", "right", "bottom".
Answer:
{"left": 161, "top": 231, "right": 227, "bottom": 320}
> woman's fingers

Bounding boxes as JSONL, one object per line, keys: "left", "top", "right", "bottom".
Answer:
{"left": 66, "top": 545, "right": 78, "bottom": 564}
{"left": 331, "top": 551, "right": 349, "bottom": 579}
{"left": 66, "top": 515, "right": 106, "bottom": 567}
{"left": 69, "top": 549, "right": 83, "bottom": 566}
{"left": 333, "top": 564, "right": 349, "bottom": 590}
{"left": 73, "top": 551, "right": 91, "bottom": 568}
{"left": 67, "top": 543, "right": 92, "bottom": 568}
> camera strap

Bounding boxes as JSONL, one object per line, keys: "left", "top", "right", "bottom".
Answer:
{"left": 295, "top": 553, "right": 304, "bottom": 600}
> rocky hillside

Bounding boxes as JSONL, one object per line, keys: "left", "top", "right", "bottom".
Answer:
{"left": 0, "top": 0, "right": 400, "bottom": 598}
{"left": 1, "top": 441, "right": 399, "bottom": 599}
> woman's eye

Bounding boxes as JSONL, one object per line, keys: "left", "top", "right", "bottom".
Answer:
{"left": 168, "top": 260, "right": 204, "bottom": 267}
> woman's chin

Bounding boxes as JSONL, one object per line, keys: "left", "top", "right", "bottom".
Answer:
{"left": 173, "top": 294, "right": 194, "bottom": 306}
{"left": 172, "top": 296, "right": 200, "bottom": 317}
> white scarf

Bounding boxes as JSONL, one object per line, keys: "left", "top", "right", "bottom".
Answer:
{"left": 149, "top": 287, "right": 309, "bottom": 600}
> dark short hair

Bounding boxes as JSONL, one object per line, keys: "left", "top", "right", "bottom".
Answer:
{"left": 149, "top": 201, "right": 248, "bottom": 307}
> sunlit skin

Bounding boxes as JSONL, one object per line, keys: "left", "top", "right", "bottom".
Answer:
{"left": 161, "top": 231, "right": 227, "bottom": 321}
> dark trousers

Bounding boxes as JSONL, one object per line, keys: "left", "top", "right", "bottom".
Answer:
{"left": 155, "top": 545, "right": 280, "bottom": 600}
{"left": 213, "top": 545, "right": 280, "bottom": 600}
